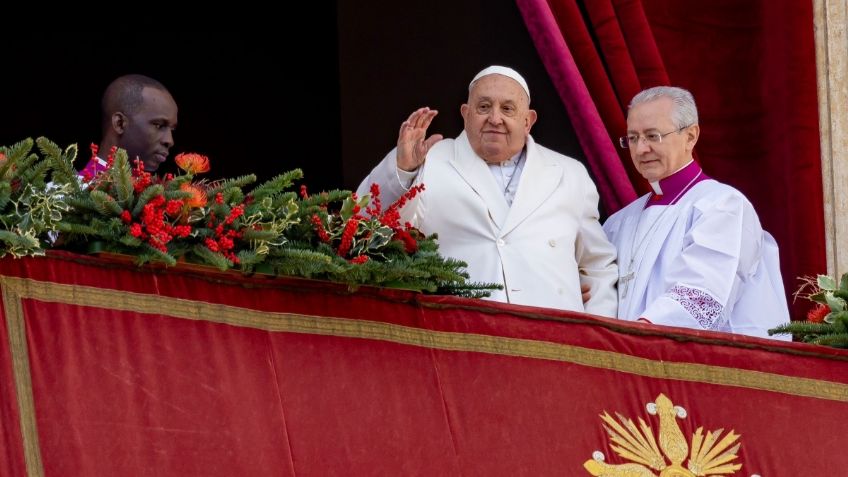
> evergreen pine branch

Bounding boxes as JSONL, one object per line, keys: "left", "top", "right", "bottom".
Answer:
{"left": 436, "top": 281, "right": 501, "bottom": 299}
{"left": 63, "top": 196, "right": 107, "bottom": 215}
{"left": 163, "top": 175, "right": 192, "bottom": 192}
{"left": 235, "top": 249, "right": 264, "bottom": 268}
{"left": 57, "top": 216, "right": 126, "bottom": 247}
{"left": 283, "top": 217, "right": 324, "bottom": 244}
{"left": 131, "top": 184, "right": 165, "bottom": 216}
{"left": 34, "top": 136, "right": 62, "bottom": 161}
{"left": 118, "top": 234, "right": 144, "bottom": 248}
{"left": 410, "top": 234, "right": 442, "bottom": 254}
{"left": 166, "top": 242, "right": 192, "bottom": 259}
{"left": 299, "top": 189, "right": 350, "bottom": 208}
{"left": 768, "top": 321, "right": 836, "bottom": 337}
{"left": 11, "top": 154, "right": 39, "bottom": 181}
{"left": 0, "top": 138, "right": 34, "bottom": 178}
{"left": 207, "top": 201, "right": 232, "bottom": 220}
{"left": 271, "top": 191, "right": 298, "bottom": 206}
{"left": 108, "top": 151, "right": 135, "bottom": 207}
{"left": 222, "top": 188, "right": 245, "bottom": 206}
{"left": 135, "top": 244, "right": 177, "bottom": 266}
{"left": 163, "top": 188, "right": 192, "bottom": 202}
{"left": 250, "top": 169, "right": 303, "bottom": 200}
{"left": 809, "top": 333, "right": 848, "bottom": 348}
{"left": 90, "top": 190, "right": 124, "bottom": 216}
{"left": 341, "top": 259, "right": 437, "bottom": 292}
{"left": 241, "top": 228, "right": 283, "bottom": 243}
{"left": 18, "top": 160, "right": 52, "bottom": 189}
{"left": 205, "top": 175, "right": 257, "bottom": 197}
{"left": 0, "top": 228, "right": 43, "bottom": 258}
{"left": 38, "top": 137, "right": 82, "bottom": 191}
{"left": 265, "top": 247, "right": 344, "bottom": 277}
{"left": 0, "top": 137, "right": 501, "bottom": 302}
{"left": 63, "top": 199, "right": 100, "bottom": 222}
{"left": 0, "top": 182, "right": 11, "bottom": 212}
{"left": 0, "top": 229, "right": 29, "bottom": 245}
{"left": 190, "top": 244, "right": 233, "bottom": 271}
{"left": 52, "top": 222, "right": 103, "bottom": 236}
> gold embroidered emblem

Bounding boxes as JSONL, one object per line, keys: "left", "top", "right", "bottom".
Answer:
{"left": 584, "top": 393, "right": 743, "bottom": 476}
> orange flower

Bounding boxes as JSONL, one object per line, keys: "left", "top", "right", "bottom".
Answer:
{"left": 807, "top": 304, "right": 830, "bottom": 323}
{"left": 175, "top": 153, "right": 210, "bottom": 174}
{"left": 180, "top": 183, "right": 207, "bottom": 208}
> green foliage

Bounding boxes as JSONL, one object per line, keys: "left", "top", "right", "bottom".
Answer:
{"left": 0, "top": 137, "right": 72, "bottom": 258}
{"left": 0, "top": 138, "right": 498, "bottom": 298}
{"left": 769, "top": 272, "right": 848, "bottom": 348}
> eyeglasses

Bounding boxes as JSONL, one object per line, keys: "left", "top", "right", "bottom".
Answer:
{"left": 618, "top": 125, "right": 690, "bottom": 149}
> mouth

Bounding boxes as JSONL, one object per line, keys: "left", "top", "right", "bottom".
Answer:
{"left": 482, "top": 130, "right": 507, "bottom": 139}
{"left": 153, "top": 153, "right": 168, "bottom": 163}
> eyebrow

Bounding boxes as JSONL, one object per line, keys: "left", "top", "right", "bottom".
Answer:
{"left": 475, "top": 96, "right": 517, "bottom": 105}
{"left": 151, "top": 117, "right": 177, "bottom": 126}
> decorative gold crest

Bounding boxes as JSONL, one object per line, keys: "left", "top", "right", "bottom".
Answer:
{"left": 584, "top": 394, "right": 743, "bottom": 476}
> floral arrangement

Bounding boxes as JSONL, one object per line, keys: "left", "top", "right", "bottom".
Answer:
{"left": 0, "top": 137, "right": 499, "bottom": 298}
{"left": 769, "top": 272, "right": 848, "bottom": 347}
{"left": 0, "top": 138, "right": 72, "bottom": 258}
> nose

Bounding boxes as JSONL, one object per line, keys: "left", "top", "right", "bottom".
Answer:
{"left": 634, "top": 136, "right": 652, "bottom": 154}
{"left": 486, "top": 109, "right": 504, "bottom": 125}
{"left": 162, "top": 128, "right": 175, "bottom": 149}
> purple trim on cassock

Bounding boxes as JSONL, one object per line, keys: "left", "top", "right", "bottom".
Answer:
{"left": 79, "top": 156, "right": 108, "bottom": 179}
{"left": 646, "top": 161, "right": 710, "bottom": 207}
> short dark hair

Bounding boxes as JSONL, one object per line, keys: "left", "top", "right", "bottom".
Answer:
{"left": 101, "top": 74, "right": 170, "bottom": 131}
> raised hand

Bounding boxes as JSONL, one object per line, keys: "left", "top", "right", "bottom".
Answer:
{"left": 397, "top": 107, "right": 444, "bottom": 172}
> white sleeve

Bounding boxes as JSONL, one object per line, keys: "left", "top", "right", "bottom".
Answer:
{"left": 356, "top": 148, "right": 418, "bottom": 205}
{"left": 576, "top": 168, "right": 619, "bottom": 318}
{"left": 641, "top": 192, "right": 746, "bottom": 330}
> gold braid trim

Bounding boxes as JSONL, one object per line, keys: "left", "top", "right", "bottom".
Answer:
{"left": 3, "top": 283, "right": 44, "bottom": 477}
{"left": 3, "top": 275, "right": 848, "bottom": 476}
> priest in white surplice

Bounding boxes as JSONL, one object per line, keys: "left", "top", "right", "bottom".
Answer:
{"left": 358, "top": 66, "right": 618, "bottom": 316}
{"left": 603, "top": 86, "right": 790, "bottom": 339}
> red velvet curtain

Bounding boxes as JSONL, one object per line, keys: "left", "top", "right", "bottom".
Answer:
{"left": 518, "top": 0, "right": 825, "bottom": 319}
{"left": 642, "top": 0, "right": 825, "bottom": 320}
{"left": 516, "top": 0, "right": 638, "bottom": 212}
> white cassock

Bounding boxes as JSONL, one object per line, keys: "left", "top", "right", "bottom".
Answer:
{"left": 603, "top": 175, "right": 791, "bottom": 339}
{"left": 357, "top": 131, "right": 618, "bottom": 316}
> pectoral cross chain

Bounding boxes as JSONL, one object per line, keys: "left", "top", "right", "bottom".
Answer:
{"left": 619, "top": 270, "right": 636, "bottom": 298}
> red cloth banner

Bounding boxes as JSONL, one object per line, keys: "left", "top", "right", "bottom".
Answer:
{"left": 1, "top": 252, "right": 846, "bottom": 476}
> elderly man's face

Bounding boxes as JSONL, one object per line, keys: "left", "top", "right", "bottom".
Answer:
{"left": 626, "top": 97, "right": 698, "bottom": 182}
{"left": 461, "top": 74, "right": 537, "bottom": 164}
{"left": 120, "top": 87, "right": 179, "bottom": 172}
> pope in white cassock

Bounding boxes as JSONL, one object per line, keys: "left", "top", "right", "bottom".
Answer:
{"left": 603, "top": 86, "right": 790, "bottom": 339}
{"left": 358, "top": 66, "right": 618, "bottom": 316}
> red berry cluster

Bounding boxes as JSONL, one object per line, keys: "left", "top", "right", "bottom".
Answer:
{"left": 380, "top": 184, "right": 424, "bottom": 254}
{"left": 203, "top": 192, "right": 246, "bottom": 263}
{"left": 309, "top": 183, "right": 426, "bottom": 263}
{"left": 125, "top": 195, "right": 191, "bottom": 252}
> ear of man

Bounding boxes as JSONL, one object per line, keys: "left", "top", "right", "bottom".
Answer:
{"left": 111, "top": 112, "right": 128, "bottom": 135}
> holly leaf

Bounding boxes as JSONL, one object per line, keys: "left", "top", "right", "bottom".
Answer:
{"left": 818, "top": 274, "right": 837, "bottom": 291}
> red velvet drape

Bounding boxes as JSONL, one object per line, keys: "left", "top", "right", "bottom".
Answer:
{"left": 516, "top": 0, "right": 638, "bottom": 212}
{"left": 641, "top": 0, "right": 825, "bottom": 319}
{"left": 519, "top": 0, "right": 825, "bottom": 319}
{"left": 2, "top": 253, "right": 848, "bottom": 476}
